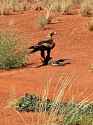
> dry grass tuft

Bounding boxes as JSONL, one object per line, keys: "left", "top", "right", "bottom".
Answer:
{"left": 37, "top": 15, "right": 49, "bottom": 29}
{"left": 80, "top": 0, "right": 93, "bottom": 17}
{"left": 0, "top": 0, "right": 32, "bottom": 15}
{"left": 88, "top": 18, "right": 93, "bottom": 31}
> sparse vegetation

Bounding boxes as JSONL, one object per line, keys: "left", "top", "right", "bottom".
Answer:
{"left": 42, "top": 0, "right": 74, "bottom": 13}
{"left": 0, "top": 31, "right": 27, "bottom": 69}
{"left": 80, "top": 0, "right": 93, "bottom": 17}
{"left": 0, "top": 0, "right": 32, "bottom": 15}
{"left": 0, "top": 0, "right": 93, "bottom": 16}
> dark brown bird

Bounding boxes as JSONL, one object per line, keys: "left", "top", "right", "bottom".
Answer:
{"left": 28, "top": 32, "right": 56, "bottom": 65}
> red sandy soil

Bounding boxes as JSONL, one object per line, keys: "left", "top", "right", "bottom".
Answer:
{"left": 0, "top": 9, "right": 93, "bottom": 125}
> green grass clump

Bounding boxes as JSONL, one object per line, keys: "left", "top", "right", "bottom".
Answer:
{"left": 62, "top": 100, "right": 93, "bottom": 125}
{"left": 14, "top": 93, "right": 60, "bottom": 112}
{"left": 12, "top": 93, "right": 93, "bottom": 125}
{"left": 0, "top": 32, "right": 27, "bottom": 69}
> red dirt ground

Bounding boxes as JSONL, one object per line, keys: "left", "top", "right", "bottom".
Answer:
{"left": 0, "top": 10, "right": 93, "bottom": 125}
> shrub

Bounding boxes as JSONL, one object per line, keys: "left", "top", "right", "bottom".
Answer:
{"left": 0, "top": 31, "right": 27, "bottom": 69}
{"left": 37, "top": 15, "right": 50, "bottom": 29}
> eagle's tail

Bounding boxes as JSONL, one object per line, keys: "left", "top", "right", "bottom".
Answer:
{"left": 28, "top": 45, "right": 40, "bottom": 54}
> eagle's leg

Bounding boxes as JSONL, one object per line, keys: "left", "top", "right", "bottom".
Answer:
{"left": 44, "top": 49, "right": 52, "bottom": 64}
{"left": 40, "top": 50, "right": 46, "bottom": 63}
